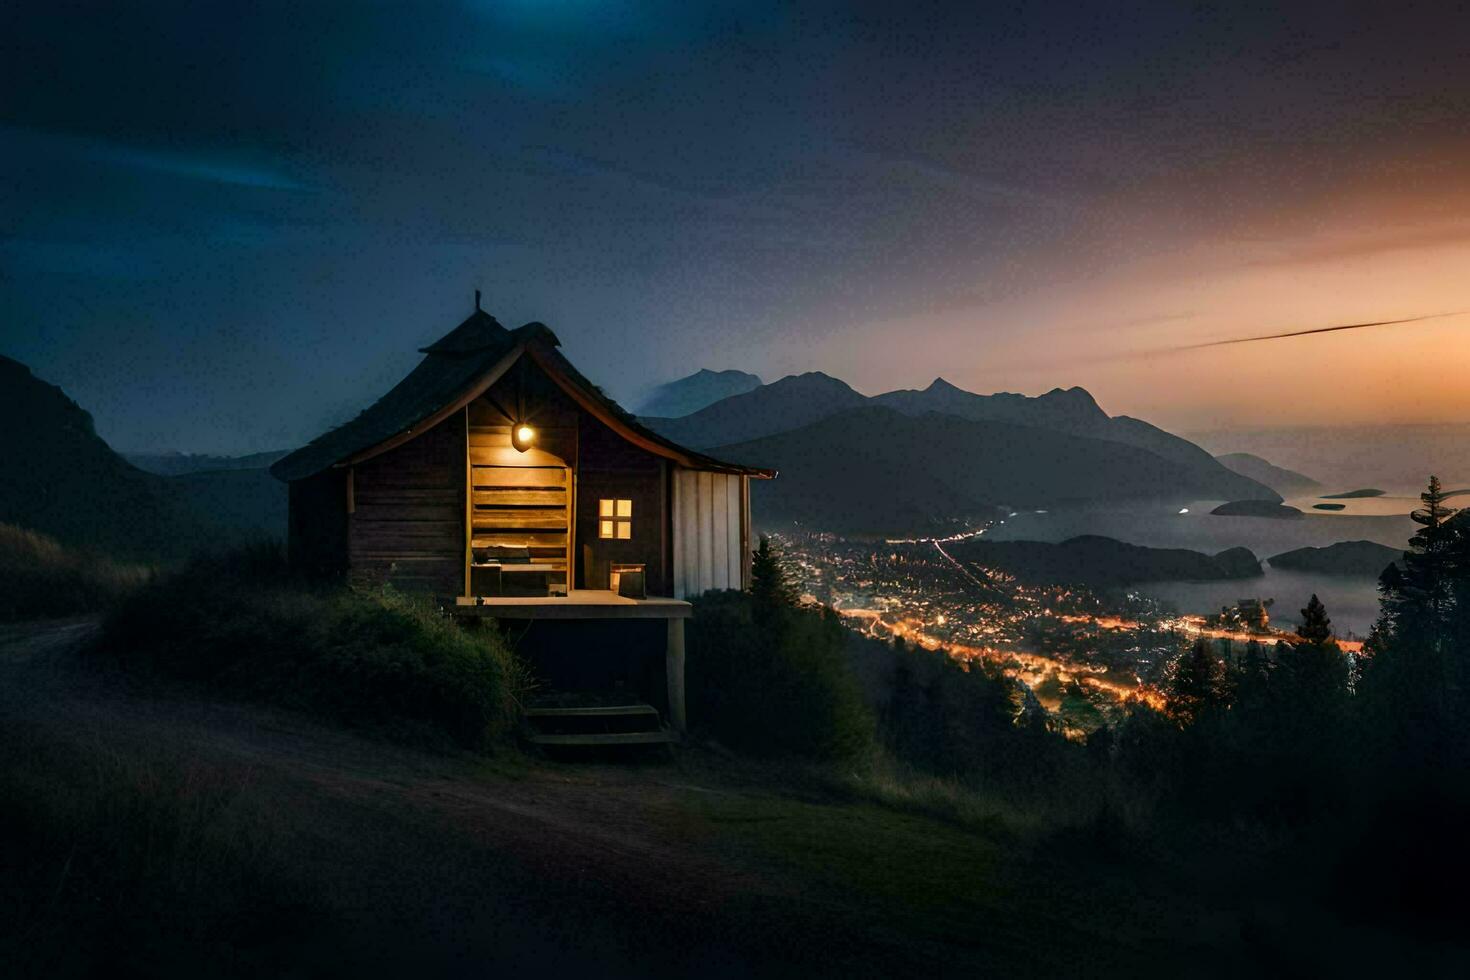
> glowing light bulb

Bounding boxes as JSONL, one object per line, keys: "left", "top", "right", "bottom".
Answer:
{"left": 512, "top": 424, "right": 536, "bottom": 452}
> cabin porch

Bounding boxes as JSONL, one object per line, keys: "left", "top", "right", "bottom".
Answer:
{"left": 448, "top": 590, "right": 690, "bottom": 745}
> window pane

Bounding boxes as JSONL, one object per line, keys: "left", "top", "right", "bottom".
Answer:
{"left": 616, "top": 499, "right": 632, "bottom": 517}
{"left": 616, "top": 522, "right": 631, "bottom": 539}
{"left": 599, "top": 520, "right": 614, "bottom": 538}
{"left": 599, "top": 499, "right": 614, "bottom": 517}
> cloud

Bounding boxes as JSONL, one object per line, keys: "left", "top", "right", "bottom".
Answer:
{"left": 1175, "top": 312, "right": 1465, "bottom": 351}
{"left": 93, "top": 144, "right": 307, "bottom": 191}
{"left": 1242, "top": 224, "right": 1470, "bottom": 269}
{"left": 850, "top": 145, "right": 1073, "bottom": 211}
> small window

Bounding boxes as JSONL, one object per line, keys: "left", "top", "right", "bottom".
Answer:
{"left": 598, "top": 499, "right": 632, "bottom": 539}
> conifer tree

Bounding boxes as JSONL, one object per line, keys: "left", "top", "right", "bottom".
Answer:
{"left": 1368, "top": 476, "right": 1460, "bottom": 725}
{"left": 1297, "top": 594, "right": 1332, "bottom": 645}
{"left": 1233, "top": 638, "right": 1273, "bottom": 714}
{"left": 1167, "top": 638, "right": 1226, "bottom": 726}
{"left": 1279, "top": 594, "right": 1348, "bottom": 716}
{"left": 750, "top": 535, "right": 797, "bottom": 615}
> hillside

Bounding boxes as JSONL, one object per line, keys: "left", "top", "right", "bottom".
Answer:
{"left": 947, "top": 534, "right": 1261, "bottom": 588}
{"left": 1215, "top": 452, "right": 1321, "bottom": 496}
{"left": 712, "top": 406, "right": 1275, "bottom": 535}
{"left": 0, "top": 356, "right": 284, "bottom": 560}
{"left": 1268, "top": 540, "right": 1403, "bottom": 577}
{"left": 634, "top": 368, "right": 762, "bottom": 418}
{"left": 646, "top": 375, "right": 1276, "bottom": 505}
{"left": 0, "top": 619, "right": 1302, "bottom": 978}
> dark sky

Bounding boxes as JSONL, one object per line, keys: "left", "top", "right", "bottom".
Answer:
{"left": 5, "top": 1, "right": 1470, "bottom": 453}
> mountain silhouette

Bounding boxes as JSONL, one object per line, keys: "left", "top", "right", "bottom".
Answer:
{"left": 1214, "top": 452, "right": 1321, "bottom": 496}
{"left": 125, "top": 449, "right": 288, "bottom": 476}
{"left": 643, "top": 372, "right": 869, "bottom": 448}
{"left": 709, "top": 405, "right": 1276, "bottom": 534}
{"left": 0, "top": 355, "right": 283, "bottom": 560}
{"left": 645, "top": 374, "right": 1278, "bottom": 514}
{"left": 635, "top": 368, "right": 763, "bottom": 418}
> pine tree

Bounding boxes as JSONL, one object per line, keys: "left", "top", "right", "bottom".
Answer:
{"left": 1167, "top": 638, "right": 1226, "bottom": 726}
{"left": 750, "top": 535, "right": 796, "bottom": 615}
{"left": 1367, "top": 476, "right": 1460, "bottom": 725}
{"left": 1410, "top": 475, "right": 1456, "bottom": 555}
{"left": 1233, "top": 638, "right": 1273, "bottom": 713}
{"left": 1395, "top": 475, "right": 1458, "bottom": 637}
{"left": 1297, "top": 594, "right": 1332, "bottom": 645}
{"left": 1279, "top": 594, "right": 1348, "bottom": 716}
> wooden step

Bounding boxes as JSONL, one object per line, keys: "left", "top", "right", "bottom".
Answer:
{"left": 524, "top": 730, "right": 679, "bottom": 747}
{"left": 524, "top": 703, "right": 660, "bottom": 719}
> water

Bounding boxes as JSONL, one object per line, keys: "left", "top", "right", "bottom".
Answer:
{"left": 1280, "top": 493, "right": 1422, "bottom": 517}
{"left": 988, "top": 501, "right": 1414, "bottom": 553}
{"left": 1187, "top": 423, "right": 1470, "bottom": 495}
{"left": 986, "top": 501, "right": 1409, "bottom": 636}
{"left": 1137, "top": 567, "right": 1382, "bottom": 638}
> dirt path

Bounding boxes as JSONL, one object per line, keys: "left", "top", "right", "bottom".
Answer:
{"left": 0, "top": 619, "right": 1221, "bottom": 978}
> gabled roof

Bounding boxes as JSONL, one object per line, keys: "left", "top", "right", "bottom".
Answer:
{"left": 270, "top": 307, "right": 775, "bottom": 483}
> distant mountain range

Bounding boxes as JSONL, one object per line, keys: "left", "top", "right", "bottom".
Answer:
{"left": 635, "top": 368, "right": 763, "bottom": 418}
{"left": 947, "top": 535, "right": 1262, "bottom": 589}
{"left": 643, "top": 372, "right": 1278, "bottom": 533}
{"left": 1, "top": 352, "right": 1286, "bottom": 553}
{"left": 0, "top": 356, "right": 284, "bottom": 561}
{"left": 125, "top": 449, "right": 288, "bottom": 476}
{"left": 1215, "top": 452, "right": 1321, "bottom": 496}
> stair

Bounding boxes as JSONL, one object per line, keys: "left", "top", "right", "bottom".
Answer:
{"left": 521, "top": 694, "right": 677, "bottom": 747}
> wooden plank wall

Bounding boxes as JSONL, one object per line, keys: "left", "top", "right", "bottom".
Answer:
{"left": 346, "top": 412, "right": 465, "bottom": 594}
{"left": 574, "top": 408, "right": 668, "bottom": 594}
{"left": 671, "top": 469, "right": 746, "bottom": 598}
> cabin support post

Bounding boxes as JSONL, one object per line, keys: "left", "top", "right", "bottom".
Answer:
{"left": 665, "top": 616, "right": 686, "bottom": 733}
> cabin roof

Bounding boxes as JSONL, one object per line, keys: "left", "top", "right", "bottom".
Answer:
{"left": 270, "top": 308, "right": 775, "bottom": 483}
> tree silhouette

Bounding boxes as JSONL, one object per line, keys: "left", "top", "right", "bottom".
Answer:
{"left": 1167, "top": 638, "right": 1226, "bottom": 726}
{"left": 1297, "top": 594, "right": 1332, "bottom": 645}
{"left": 750, "top": 535, "right": 797, "bottom": 616}
{"left": 1232, "top": 638, "right": 1273, "bottom": 715}
{"left": 1365, "top": 476, "right": 1462, "bottom": 733}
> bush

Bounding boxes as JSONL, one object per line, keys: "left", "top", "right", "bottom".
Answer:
{"left": 0, "top": 523, "right": 151, "bottom": 622}
{"left": 98, "top": 544, "right": 527, "bottom": 749}
{"left": 687, "top": 590, "right": 874, "bottom": 761}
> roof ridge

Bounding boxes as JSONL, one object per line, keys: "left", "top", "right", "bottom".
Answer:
{"left": 419, "top": 309, "right": 511, "bottom": 355}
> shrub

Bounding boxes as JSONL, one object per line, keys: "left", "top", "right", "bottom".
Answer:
{"left": 98, "top": 544, "right": 527, "bottom": 749}
{"left": 687, "top": 590, "right": 874, "bottom": 761}
{"left": 0, "top": 523, "right": 151, "bottom": 622}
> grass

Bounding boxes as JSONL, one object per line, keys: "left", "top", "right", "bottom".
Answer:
{"left": 0, "top": 523, "right": 151, "bottom": 622}
{"left": 0, "top": 726, "right": 321, "bottom": 977}
{"left": 98, "top": 544, "right": 530, "bottom": 750}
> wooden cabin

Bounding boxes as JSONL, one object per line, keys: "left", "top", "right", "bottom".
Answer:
{"left": 270, "top": 300, "right": 774, "bottom": 743}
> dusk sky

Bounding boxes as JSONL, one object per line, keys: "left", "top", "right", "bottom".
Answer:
{"left": 4, "top": 1, "right": 1470, "bottom": 454}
